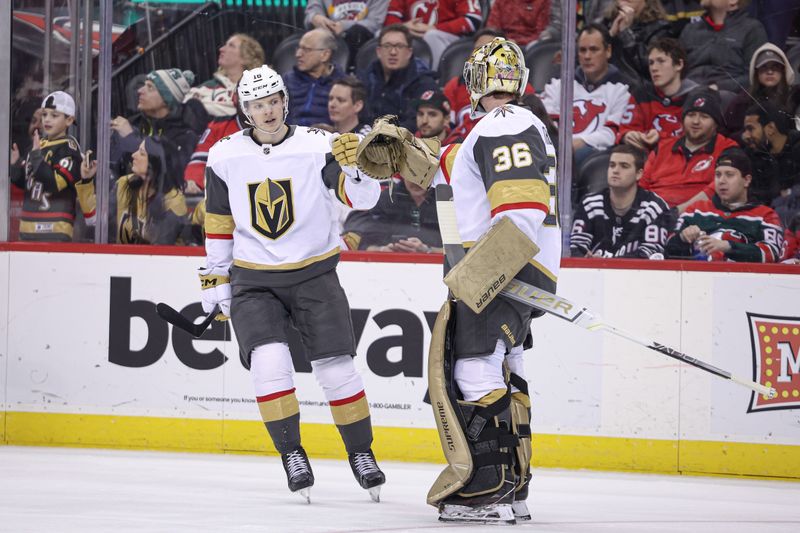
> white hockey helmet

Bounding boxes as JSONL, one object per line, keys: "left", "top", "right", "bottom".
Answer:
{"left": 237, "top": 65, "right": 289, "bottom": 123}
{"left": 463, "top": 38, "right": 529, "bottom": 116}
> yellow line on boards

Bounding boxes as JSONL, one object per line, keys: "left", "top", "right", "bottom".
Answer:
{"left": 2, "top": 412, "right": 798, "bottom": 480}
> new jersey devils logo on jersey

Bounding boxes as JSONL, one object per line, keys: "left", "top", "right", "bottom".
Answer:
{"left": 248, "top": 178, "right": 294, "bottom": 239}
{"left": 653, "top": 114, "right": 682, "bottom": 137}
{"left": 410, "top": 0, "right": 439, "bottom": 24}
{"left": 572, "top": 99, "right": 607, "bottom": 133}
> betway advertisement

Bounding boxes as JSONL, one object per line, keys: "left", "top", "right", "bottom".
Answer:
{"left": 1, "top": 251, "right": 799, "bottom": 449}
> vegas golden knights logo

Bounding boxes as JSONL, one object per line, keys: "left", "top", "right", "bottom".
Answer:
{"left": 248, "top": 178, "right": 294, "bottom": 239}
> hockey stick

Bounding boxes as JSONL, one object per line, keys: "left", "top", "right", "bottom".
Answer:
{"left": 156, "top": 303, "right": 220, "bottom": 338}
{"left": 434, "top": 184, "right": 777, "bottom": 399}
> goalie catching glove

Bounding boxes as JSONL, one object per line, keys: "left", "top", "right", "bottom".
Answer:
{"left": 199, "top": 267, "right": 231, "bottom": 321}
{"left": 355, "top": 116, "right": 440, "bottom": 189}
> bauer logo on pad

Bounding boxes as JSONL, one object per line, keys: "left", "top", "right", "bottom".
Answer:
{"left": 747, "top": 313, "right": 800, "bottom": 413}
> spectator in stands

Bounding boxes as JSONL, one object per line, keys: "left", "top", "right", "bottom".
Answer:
{"left": 724, "top": 44, "right": 800, "bottom": 138}
{"left": 640, "top": 88, "right": 737, "bottom": 211}
{"left": 305, "top": 0, "right": 391, "bottom": 69}
{"left": 742, "top": 103, "right": 800, "bottom": 225}
{"left": 571, "top": 144, "right": 671, "bottom": 257}
{"left": 541, "top": 24, "right": 632, "bottom": 166}
{"left": 184, "top": 34, "right": 264, "bottom": 119}
{"left": 324, "top": 76, "right": 372, "bottom": 135}
{"left": 618, "top": 38, "right": 698, "bottom": 151}
{"left": 679, "top": 0, "right": 767, "bottom": 93}
{"left": 183, "top": 86, "right": 246, "bottom": 195}
{"left": 358, "top": 24, "right": 437, "bottom": 131}
{"left": 110, "top": 69, "right": 200, "bottom": 181}
{"left": 342, "top": 175, "right": 442, "bottom": 253}
{"left": 603, "top": 0, "right": 671, "bottom": 79}
{"left": 284, "top": 28, "right": 346, "bottom": 127}
{"left": 414, "top": 90, "right": 450, "bottom": 142}
{"left": 9, "top": 91, "right": 94, "bottom": 242}
{"left": 665, "top": 147, "right": 784, "bottom": 262}
{"left": 539, "top": 0, "right": 614, "bottom": 42}
{"left": 485, "top": 0, "right": 550, "bottom": 47}
{"left": 384, "top": 0, "right": 482, "bottom": 69}
{"left": 116, "top": 137, "right": 188, "bottom": 245}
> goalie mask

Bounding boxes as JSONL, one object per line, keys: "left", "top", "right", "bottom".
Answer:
{"left": 238, "top": 65, "right": 289, "bottom": 133}
{"left": 463, "top": 38, "right": 529, "bottom": 116}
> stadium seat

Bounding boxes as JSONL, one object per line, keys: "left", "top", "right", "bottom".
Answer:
{"left": 574, "top": 150, "right": 611, "bottom": 206}
{"left": 354, "top": 37, "right": 433, "bottom": 74}
{"left": 271, "top": 33, "right": 349, "bottom": 76}
{"left": 524, "top": 39, "right": 561, "bottom": 93}
{"left": 437, "top": 37, "right": 474, "bottom": 83}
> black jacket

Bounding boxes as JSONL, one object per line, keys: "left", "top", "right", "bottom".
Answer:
{"left": 679, "top": 9, "right": 767, "bottom": 93}
{"left": 358, "top": 58, "right": 437, "bottom": 131}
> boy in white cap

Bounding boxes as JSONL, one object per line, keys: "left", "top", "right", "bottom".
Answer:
{"left": 10, "top": 91, "right": 95, "bottom": 241}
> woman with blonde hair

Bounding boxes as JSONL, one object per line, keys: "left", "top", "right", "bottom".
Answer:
{"left": 185, "top": 33, "right": 265, "bottom": 118}
{"left": 604, "top": 0, "right": 671, "bottom": 79}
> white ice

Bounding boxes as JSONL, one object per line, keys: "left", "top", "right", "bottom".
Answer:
{"left": 1, "top": 446, "right": 798, "bottom": 533}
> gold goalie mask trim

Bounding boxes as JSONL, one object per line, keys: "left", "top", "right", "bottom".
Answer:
{"left": 464, "top": 38, "right": 529, "bottom": 116}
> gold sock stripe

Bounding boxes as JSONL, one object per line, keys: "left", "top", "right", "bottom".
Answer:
{"left": 330, "top": 391, "right": 370, "bottom": 426}
{"left": 257, "top": 390, "right": 300, "bottom": 423}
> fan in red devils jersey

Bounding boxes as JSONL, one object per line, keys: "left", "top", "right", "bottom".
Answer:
{"left": 618, "top": 38, "right": 699, "bottom": 151}
{"left": 9, "top": 91, "right": 94, "bottom": 242}
{"left": 666, "top": 147, "right": 784, "bottom": 262}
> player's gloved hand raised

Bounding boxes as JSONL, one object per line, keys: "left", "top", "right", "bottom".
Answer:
{"left": 331, "top": 133, "right": 360, "bottom": 167}
{"left": 198, "top": 267, "right": 231, "bottom": 321}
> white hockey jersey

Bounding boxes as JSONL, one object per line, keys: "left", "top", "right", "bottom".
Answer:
{"left": 541, "top": 69, "right": 631, "bottom": 151}
{"left": 203, "top": 126, "right": 380, "bottom": 274}
{"left": 449, "top": 104, "right": 561, "bottom": 290}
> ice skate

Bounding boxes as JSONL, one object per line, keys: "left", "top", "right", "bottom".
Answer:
{"left": 438, "top": 502, "right": 516, "bottom": 525}
{"left": 281, "top": 446, "right": 314, "bottom": 503}
{"left": 348, "top": 449, "right": 386, "bottom": 502}
{"left": 512, "top": 500, "right": 531, "bottom": 521}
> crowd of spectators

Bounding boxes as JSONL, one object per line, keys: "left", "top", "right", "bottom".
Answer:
{"left": 8, "top": 0, "right": 800, "bottom": 263}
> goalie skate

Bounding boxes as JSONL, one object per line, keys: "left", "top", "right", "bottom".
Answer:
{"left": 281, "top": 447, "right": 314, "bottom": 503}
{"left": 512, "top": 500, "right": 531, "bottom": 521}
{"left": 438, "top": 503, "right": 516, "bottom": 525}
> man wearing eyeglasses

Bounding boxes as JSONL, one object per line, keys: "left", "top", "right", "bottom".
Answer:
{"left": 284, "top": 28, "right": 346, "bottom": 127}
{"left": 358, "top": 24, "right": 437, "bottom": 131}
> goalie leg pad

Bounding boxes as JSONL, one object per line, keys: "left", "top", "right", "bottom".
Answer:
{"left": 427, "top": 302, "right": 519, "bottom": 508}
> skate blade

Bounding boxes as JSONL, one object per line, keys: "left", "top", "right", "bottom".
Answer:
{"left": 368, "top": 486, "right": 381, "bottom": 503}
{"left": 512, "top": 501, "right": 531, "bottom": 521}
{"left": 439, "top": 503, "right": 516, "bottom": 525}
{"left": 296, "top": 487, "right": 311, "bottom": 504}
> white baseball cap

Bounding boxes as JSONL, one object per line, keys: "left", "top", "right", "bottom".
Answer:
{"left": 41, "top": 91, "right": 76, "bottom": 117}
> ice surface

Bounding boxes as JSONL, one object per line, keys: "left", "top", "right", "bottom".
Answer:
{"left": 0, "top": 446, "right": 798, "bottom": 533}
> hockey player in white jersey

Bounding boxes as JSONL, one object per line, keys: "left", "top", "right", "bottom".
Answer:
{"left": 200, "top": 65, "right": 386, "bottom": 503}
{"left": 426, "top": 38, "right": 560, "bottom": 524}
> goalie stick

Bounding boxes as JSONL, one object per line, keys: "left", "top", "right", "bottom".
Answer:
{"left": 156, "top": 303, "right": 220, "bottom": 338}
{"left": 434, "top": 184, "right": 777, "bottom": 400}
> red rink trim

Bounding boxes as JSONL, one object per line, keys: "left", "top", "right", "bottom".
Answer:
{"left": 21, "top": 211, "right": 75, "bottom": 220}
{"left": 1, "top": 243, "right": 798, "bottom": 274}
{"left": 256, "top": 388, "right": 296, "bottom": 403}
{"left": 491, "top": 202, "right": 549, "bottom": 217}
{"left": 206, "top": 233, "right": 233, "bottom": 240}
{"left": 329, "top": 390, "right": 365, "bottom": 406}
